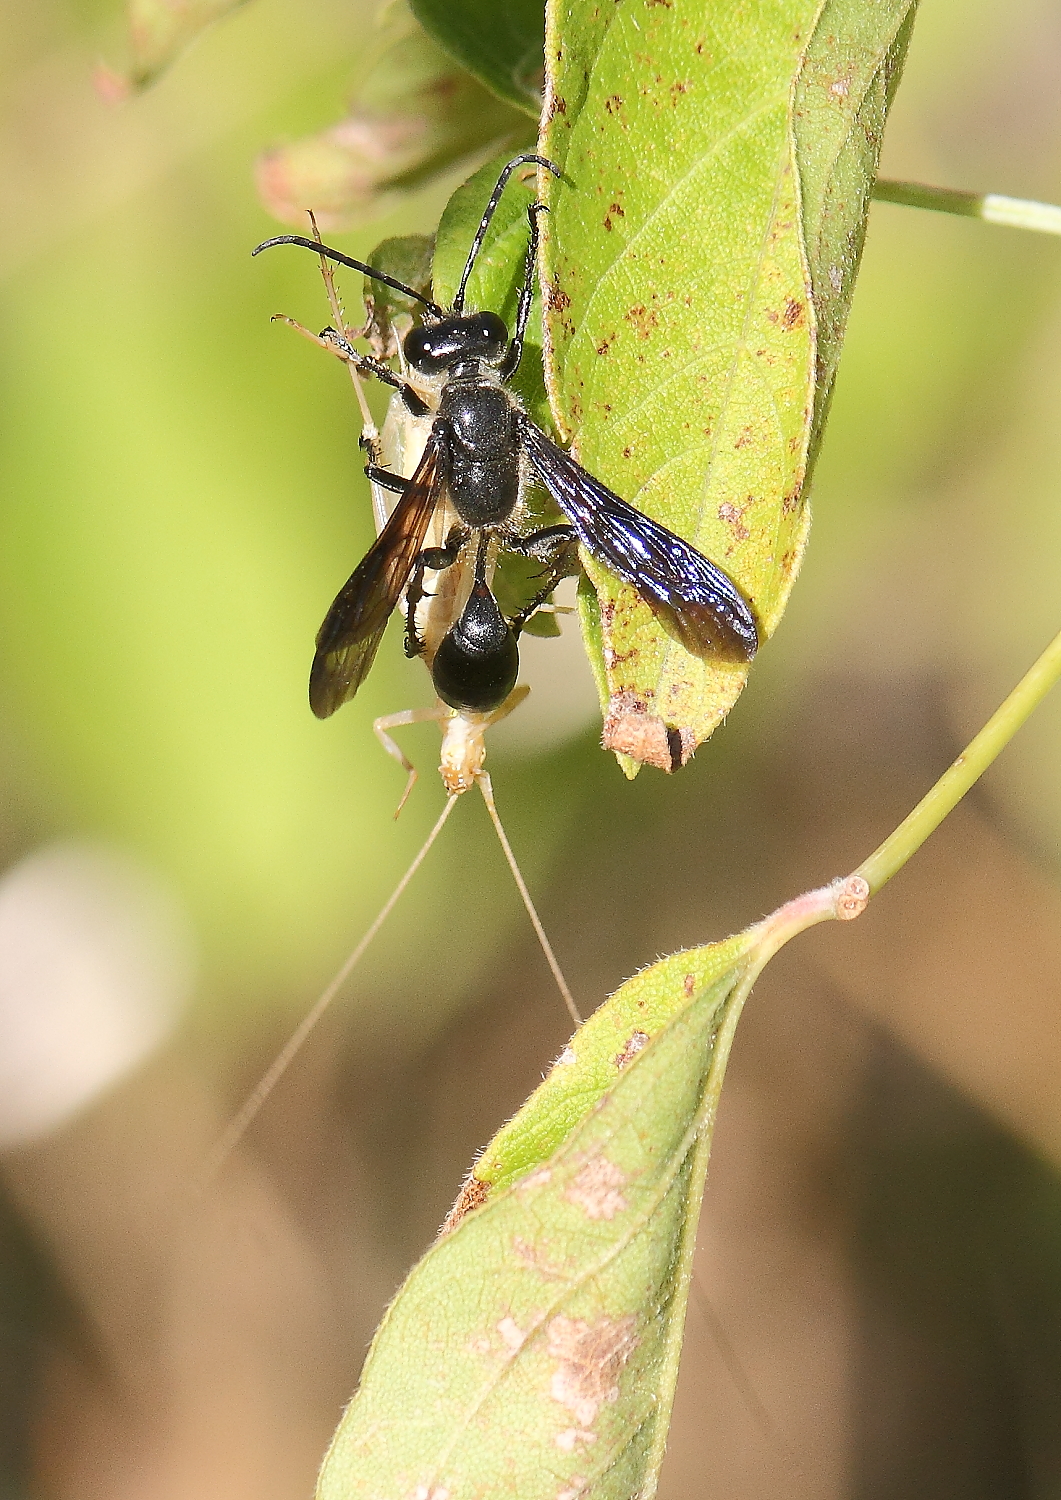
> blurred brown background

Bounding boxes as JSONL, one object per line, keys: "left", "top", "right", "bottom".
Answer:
{"left": 1, "top": 0, "right": 1061, "bottom": 1496}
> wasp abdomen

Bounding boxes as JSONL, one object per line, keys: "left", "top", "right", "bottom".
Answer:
{"left": 431, "top": 580, "right": 519, "bottom": 713}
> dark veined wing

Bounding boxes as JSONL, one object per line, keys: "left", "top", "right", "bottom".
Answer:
{"left": 519, "top": 418, "right": 759, "bottom": 662}
{"left": 309, "top": 432, "right": 444, "bottom": 718}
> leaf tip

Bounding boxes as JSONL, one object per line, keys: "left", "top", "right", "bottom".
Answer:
{"left": 438, "top": 1170, "right": 491, "bottom": 1237}
{"left": 602, "top": 693, "right": 692, "bottom": 773}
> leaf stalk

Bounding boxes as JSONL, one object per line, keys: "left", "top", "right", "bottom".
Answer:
{"left": 855, "top": 624, "right": 1061, "bottom": 895}
{"left": 874, "top": 179, "right": 1061, "bottom": 236}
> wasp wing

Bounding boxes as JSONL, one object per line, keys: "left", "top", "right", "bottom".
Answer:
{"left": 519, "top": 419, "right": 758, "bottom": 662}
{"left": 309, "top": 432, "right": 444, "bottom": 718}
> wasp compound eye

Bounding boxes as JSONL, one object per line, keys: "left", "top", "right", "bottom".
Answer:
{"left": 467, "top": 311, "right": 508, "bottom": 364}
{"left": 403, "top": 322, "right": 447, "bottom": 374}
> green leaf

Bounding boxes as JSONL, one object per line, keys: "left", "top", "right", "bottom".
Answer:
{"left": 409, "top": 0, "right": 547, "bottom": 115}
{"left": 539, "top": 0, "right": 916, "bottom": 774}
{"left": 433, "top": 149, "right": 550, "bottom": 429}
{"left": 469, "top": 933, "right": 753, "bottom": 1195}
{"left": 312, "top": 866, "right": 875, "bottom": 1495}
{"left": 360, "top": 235, "right": 435, "bottom": 360}
{"left": 793, "top": 0, "right": 919, "bottom": 471}
{"left": 317, "top": 935, "right": 755, "bottom": 1500}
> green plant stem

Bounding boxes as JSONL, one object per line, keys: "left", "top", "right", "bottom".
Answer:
{"left": 874, "top": 178, "right": 1061, "bottom": 236}
{"left": 855, "top": 625, "right": 1061, "bottom": 895}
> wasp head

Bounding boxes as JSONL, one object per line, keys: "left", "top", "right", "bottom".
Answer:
{"left": 404, "top": 311, "right": 508, "bottom": 375}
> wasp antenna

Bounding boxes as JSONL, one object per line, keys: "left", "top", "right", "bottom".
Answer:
{"left": 196, "top": 791, "right": 460, "bottom": 1191}
{"left": 253, "top": 235, "right": 444, "bottom": 317}
{"left": 453, "top": 153, "right": 563, "bottom": 314}
{"left": 475, "top": 770, "right": 581, "bottom": 1028}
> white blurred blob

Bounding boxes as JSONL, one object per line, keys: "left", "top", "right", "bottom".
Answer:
{"left": 0, "top": 843, "right": 195, "bottom": 1148}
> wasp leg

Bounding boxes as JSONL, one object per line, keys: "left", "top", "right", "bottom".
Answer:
{"left": 502, "top": 524, "right": 581, "bottom": 633}
{"left": 318, "top": 328, "right": 431, "bottom": 416}
{"left": 360, "top": 439, "right": 398, "bottom": 532}
{"left": 403, "top": 526, "right": 471, "bottom": 658}
{"left": 365, "top": 464, "right": 410, "bottom": 495}
{"left": 507, "top": 522, "right": 579, "bottom": 560}
{"left": 271, "top": 315, "right": 431, "bottom": 416}
{"left": 501, "top": 200, "right": 550, "bottom": 380}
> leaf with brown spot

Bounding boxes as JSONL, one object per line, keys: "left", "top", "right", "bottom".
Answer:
{"left": 316, "top": 937, "right": 756, "bottom": 1500}
{"left": 539, "top": 0, "right": 918, "bottom": 771}
{"left": 314, "top": 863, "right": 879, "bottom": 1493}
{"left": 793, "top": 0, "right": 919, "bottom": 469}
{"left": 565, "top": 1155, "right": 629, "bottom": 1219}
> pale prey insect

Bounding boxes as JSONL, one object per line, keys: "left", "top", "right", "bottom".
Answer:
{"left": 253, "top": 151, "right": 759, "bottom": 782}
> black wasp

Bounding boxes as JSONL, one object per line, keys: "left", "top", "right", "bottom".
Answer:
{"left": 253, "top": 153, "right": 759, "bottom": 724}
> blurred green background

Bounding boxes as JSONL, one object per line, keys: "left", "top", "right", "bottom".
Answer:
{"left": 1, "top": 0, "right": 1061, "bottom": 1496}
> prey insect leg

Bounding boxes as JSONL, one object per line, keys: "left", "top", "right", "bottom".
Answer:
{"left": 270, "top": 316, "right": 430, "bottom": 417}
{"left": 305, "top": 212, "right": 379, "bottom": 439}
{"left": 374, "top": 705, "right": 453, "bottom": 816}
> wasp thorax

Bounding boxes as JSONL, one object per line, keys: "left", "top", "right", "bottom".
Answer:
{"left": 441, "top": 382, "right": 515, "bottom": 456}
{"left": 404, "top": 311, "right": 508, "bottom": 374}
{"left": 431, "top": 580, "right": 519, "bottom": 713}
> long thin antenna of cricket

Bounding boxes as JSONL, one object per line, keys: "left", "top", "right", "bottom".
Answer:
{"left": 689, "top": 1275, "right": 800, "bottom": 1483}
{"left": 198, "top": 792, "right": 460, "bottom": 1190}
{"left": 476, "top": 771, "right": 581, "bottom": 1027}
{"left": 689, "top": 1277, "right": 779, "bottom": 1446}
{"left": 307, "top": 211, "right": 377, "bottom": 436}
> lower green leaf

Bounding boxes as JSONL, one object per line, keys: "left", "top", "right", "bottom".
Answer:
{"left": 316, "top": 937, "right": 754, "bottom": 1500}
